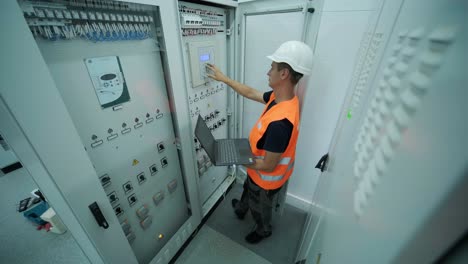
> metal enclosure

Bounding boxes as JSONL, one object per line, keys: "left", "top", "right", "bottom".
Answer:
{"left": 177, "top": 1, "right": 238, "bottom": 216}
{"left": 1, "top": 0, "right": 207, "bottom": 263}
{"left": 303, "top": 0, "right": 468, "bottom": 262}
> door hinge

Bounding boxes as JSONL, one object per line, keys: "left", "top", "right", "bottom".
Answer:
{"left": 237, "top": 24, "right": 240, "bottom": 35}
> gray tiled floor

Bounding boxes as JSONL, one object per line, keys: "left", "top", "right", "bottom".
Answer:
{"left": 205, "top": 183, "right": 307, "bottom": 264}
{"left": 0, "top": 168, "right": 90, "bottom": 264}
{"left": 175, "top": 226, "right": 271, "bottom": 264}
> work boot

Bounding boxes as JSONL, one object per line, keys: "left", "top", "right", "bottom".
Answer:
{"left": 245, "top": 231, "right": 272, "bottom": 244}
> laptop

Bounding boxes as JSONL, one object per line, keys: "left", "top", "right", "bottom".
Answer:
{"left": 195, "top": 115, "right": 255, "bottom": 166}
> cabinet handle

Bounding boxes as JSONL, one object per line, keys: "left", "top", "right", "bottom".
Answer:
{"left": 89, "top": 202, "right": 109, "bottom": 229}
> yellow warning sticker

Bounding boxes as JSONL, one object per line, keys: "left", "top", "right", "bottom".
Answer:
{"left": 132, "top": 159, "right": 139, "bottom": 166}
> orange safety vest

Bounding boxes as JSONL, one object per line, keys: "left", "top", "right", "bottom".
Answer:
{"left": 247, "top": 93, "right": 300, "bottom": 190}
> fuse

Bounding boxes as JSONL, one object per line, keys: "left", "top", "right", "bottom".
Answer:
{"left": 54, "top": 10, "right": 64, "bottom": 19}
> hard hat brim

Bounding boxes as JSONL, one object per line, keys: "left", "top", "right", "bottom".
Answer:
{"left": 267, "top": 55, "right": 311, "bottom": 75}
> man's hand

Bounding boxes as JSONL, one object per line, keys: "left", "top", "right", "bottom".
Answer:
{"left": 206, "top": 63, "right": 265, "bottom": 104}
{"left": 206, "top": 63, "right": 228, "bottom": 83}
{"left": 245, "top": 151, "right": 283, "bottom": 172}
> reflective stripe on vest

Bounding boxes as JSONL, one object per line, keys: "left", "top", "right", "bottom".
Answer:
{"left": 254, "top": 156, "right": 291, "bottom": 165}
{"left": 253, "top": 160, "right": 295, "bottom": 182}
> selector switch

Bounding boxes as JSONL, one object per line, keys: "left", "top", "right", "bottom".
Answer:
{"left": 99, "top": 174, "right": 111, "bottom": 188}
{"left": 113, "top": 204, "right": 124, "bottom": 217}
{"left": 128, "top": 193, "right": 137, "bottom": 207}
{"left": 123, "top": 181, "right": 133, "bottom": 194}
{"left": 107, "top": 191, "right": 119, "bottom": 204}
{"left": 137, "top": 172, "right": 146, "bottom": 185}
{"left": 157, "top": 142, "right": 165, "bottom": 153}
{"left": 149, "top": 164, "right": 158, "bottom": 176}
{"left": 161, "top": 157, "right": 168, "bottom": 168}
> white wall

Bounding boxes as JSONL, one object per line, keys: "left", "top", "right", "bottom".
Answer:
{"left": 288, "top": 0, "right": 379, "bottom": 209}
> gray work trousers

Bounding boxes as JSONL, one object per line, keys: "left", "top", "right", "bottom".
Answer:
{"left": 235, "top": 177, "right": 282, "bottom": 236}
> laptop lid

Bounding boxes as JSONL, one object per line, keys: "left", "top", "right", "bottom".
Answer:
{"left": 195, "top": 115, "right": 255, "bottom": 166}
{"left": 194, "top": 115, "right": 216, "bottom": 162}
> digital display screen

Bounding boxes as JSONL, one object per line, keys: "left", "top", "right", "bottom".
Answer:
{"left": 199, "top": 54, "right": 210, "bottom": 62}
{"left": 100, "top": 73, "right": 117, "bottom": 80}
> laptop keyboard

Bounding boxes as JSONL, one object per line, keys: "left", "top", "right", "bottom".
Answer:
{"left": 217, "top": 140, "right": 238, "bottom": 163}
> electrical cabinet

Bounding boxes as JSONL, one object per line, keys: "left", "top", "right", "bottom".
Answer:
{"left": 1, "top": 0, "right": 239, "bottom": 263}
{"left": 177, "top": 1, "right": 236, "bottom": 215}
{"left": 1, "top": 0, "right": 218, "bottom": 263}
{"left": 22, "top": 1, "right": 192, "bottom": 262}
{"left": 303, "top": 0, "right": 467, "bottom": 263}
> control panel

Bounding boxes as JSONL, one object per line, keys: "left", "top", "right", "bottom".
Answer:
{"left": 85, "top": 56, "right": 130, "bottom": 108}
{"left": 178, "top": 1, "right": 231, "bottom": 207}
{"left": 188, "top": 41, "right": 216, "bottom": 87}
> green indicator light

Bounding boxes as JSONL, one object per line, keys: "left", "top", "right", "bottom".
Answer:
{"left": 347, "top": 110, "right": 352, "bottom": 119}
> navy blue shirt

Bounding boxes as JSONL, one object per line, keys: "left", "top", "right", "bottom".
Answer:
{"left": 255, "top": 91, "right": 293, "bottom": 153}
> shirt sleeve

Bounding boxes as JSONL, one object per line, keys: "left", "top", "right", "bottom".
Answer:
{"left": 263, "top": 91, "right": 273, "bottom": 103}
{"left": 262, "top": 119, "right": 293, "bottom": 153}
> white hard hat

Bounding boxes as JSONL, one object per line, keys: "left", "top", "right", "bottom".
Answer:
{"left": 267, "top": 41, "right": 314, "bottom": 75}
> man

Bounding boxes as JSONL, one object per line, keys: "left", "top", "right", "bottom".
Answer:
{"left": 206, "top": 41, "right": 313, "bottom": 244}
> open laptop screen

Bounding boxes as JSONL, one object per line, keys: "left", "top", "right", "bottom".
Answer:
{"left": 195, "top": 115, "right": 216, "bottom": 161}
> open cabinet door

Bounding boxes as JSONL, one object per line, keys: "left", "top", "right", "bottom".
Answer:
{"left": 238, "top": 2, "right": 310, "bottom": 139}
{"left": 236, "top": 0, "right": 313, "bottom": 217}
{"left": 1, "top": 1, "right": 202, "bottom": 263}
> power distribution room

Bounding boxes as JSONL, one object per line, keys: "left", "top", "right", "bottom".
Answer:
{"left": 0, "top": 0, "right": 466, "bottom": 264}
